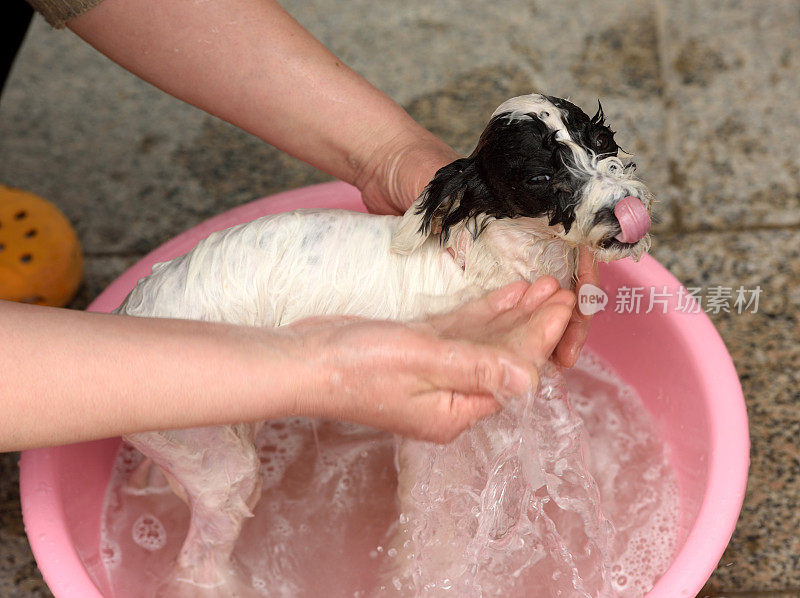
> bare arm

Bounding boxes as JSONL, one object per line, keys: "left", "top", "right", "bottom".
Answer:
{"left": 67, "top": 0, "right": 457, "bottom": 215}
{"left": 0, "top": 280, "right": 574, "bottom": 451}
{"left": 1, "top": 299, "right": 305, "bottom": 450}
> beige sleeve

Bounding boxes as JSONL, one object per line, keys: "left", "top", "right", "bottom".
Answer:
{"left": 27, "top": 0, "right": 106, "bottom": 28}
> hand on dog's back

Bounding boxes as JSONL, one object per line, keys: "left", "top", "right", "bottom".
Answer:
{"left": 288, "top": 277, "right": 574, "bottom": 443}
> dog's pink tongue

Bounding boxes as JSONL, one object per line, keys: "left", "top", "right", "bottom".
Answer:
{"left": 614, "top": 196, "right": 651, "bottom": 243}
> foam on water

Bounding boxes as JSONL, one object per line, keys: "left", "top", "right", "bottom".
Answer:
{"left": 566, "top": 353, "right": 680, "bottom": 596}
{"left": 98, "top": 350, "right": 679, "bottom": 597}
{"left": 131, "top": 514, "right": 167, "bottom": 552}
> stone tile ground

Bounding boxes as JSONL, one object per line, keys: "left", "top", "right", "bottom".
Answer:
{"left": 1, "top": 0, "right": 798, "bottom": 596}
{"left": 652, "top": 231, "right": 800, "bottom": 592}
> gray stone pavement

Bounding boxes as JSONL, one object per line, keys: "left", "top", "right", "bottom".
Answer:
{"left": 1, "top": 0, "right": 798, "bottom": 596}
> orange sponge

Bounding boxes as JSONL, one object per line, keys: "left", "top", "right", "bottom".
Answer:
{"left": 0, "top": 185, "right": 83, "bottom": 307}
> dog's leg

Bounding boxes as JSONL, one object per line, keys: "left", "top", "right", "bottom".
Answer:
{"left": 126, "top": 424, "right": 262, "bottom": 598}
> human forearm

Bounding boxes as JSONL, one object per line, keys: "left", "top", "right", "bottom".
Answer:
{"left": 67, "top": 0, "right": 450, "bottom": 206}
{"left": 0, "top": 280, "right": 573, "bottom": 451}
{"left": 0, "top": 301, "right": 311, "bottom": 450}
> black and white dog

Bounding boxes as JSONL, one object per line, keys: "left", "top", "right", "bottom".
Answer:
{"left": 117, "top": 94, "right": 653, "bottom": 596}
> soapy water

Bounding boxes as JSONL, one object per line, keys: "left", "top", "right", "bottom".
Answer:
{"left": 98, "top": 350, "right": 679, "bottom": 597}
{"left": 384, "top": 353, "right": 679, "bottom": 597}
{"left": 131, "top": 514, "right": 167, "bottom": 552}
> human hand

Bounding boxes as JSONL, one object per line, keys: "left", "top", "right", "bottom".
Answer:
{"left": 356, "top": 132, "right": 461, "bottom": 216}
{"left": 289, "top": 277, "right": 574, "bottom": 442}
{"left": 552, "top": 246, "right": 599, "bottom": 368}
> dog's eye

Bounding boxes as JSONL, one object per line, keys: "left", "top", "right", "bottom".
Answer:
{"left": 525, "top": 174, "right": 551, "bottom": 186}
{"left": 593, "top": 130, "right": 617, "bottom": 154}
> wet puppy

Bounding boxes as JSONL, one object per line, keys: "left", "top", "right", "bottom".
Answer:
{"left": 117, "top": 94, "right": 653, "bottom": 596}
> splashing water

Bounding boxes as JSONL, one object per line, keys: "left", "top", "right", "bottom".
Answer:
{"left": 384, "top": 361, "right": 613, "bottom": 597}
{"left": 99, "top": 351, "right": 679, "bottom": 597}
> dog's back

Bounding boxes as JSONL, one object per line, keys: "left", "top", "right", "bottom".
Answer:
{"left": 116, "top": 209, "right": 474, "bottom": 326}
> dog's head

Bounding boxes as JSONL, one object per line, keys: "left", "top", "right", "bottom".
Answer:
{"left": 393, "top": 94, "right": 653, "bottom": 263}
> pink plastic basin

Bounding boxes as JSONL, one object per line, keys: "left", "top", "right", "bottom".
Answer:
{"left": 20, "top": 181, "right": 749, "bottom": 597}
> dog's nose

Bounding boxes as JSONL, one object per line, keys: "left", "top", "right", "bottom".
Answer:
{"left": 613, "top": 196, "right": 650, "bottom": 243}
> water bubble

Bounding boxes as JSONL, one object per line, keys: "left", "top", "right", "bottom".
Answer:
{"left": 131, "top": 513, "right": 166, "bottom": 551}
{"left": 99, "top": 540, "right": 120, "bottom": 568}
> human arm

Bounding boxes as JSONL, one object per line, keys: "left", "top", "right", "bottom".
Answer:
{"left": 66, "top": 0, "right": 458, "bottom": 215}
{"left": 0, "top": 278, "right": 573, "bottom": 451}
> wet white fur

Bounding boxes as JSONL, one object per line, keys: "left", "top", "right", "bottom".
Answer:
{"left": 491, "top": 94, "right": 572, "bottom": 142}
{"left": 119, "top": 210, "right": 578, "bottom": 326}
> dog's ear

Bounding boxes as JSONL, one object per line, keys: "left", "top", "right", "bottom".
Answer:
{"left": 391, "top": 158, "right": 482, "bottom": 255}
